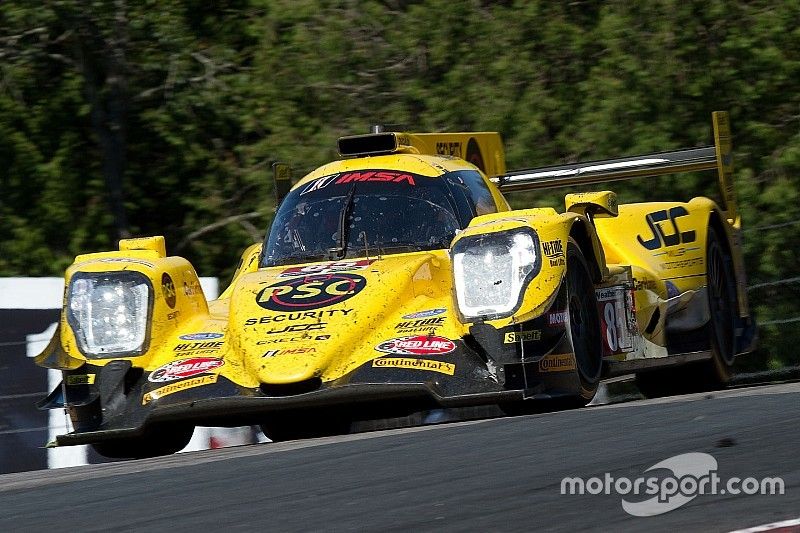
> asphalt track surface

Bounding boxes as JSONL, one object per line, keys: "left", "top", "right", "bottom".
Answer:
{"left": 1, "top": 382, "right": 798, "bottom": 532}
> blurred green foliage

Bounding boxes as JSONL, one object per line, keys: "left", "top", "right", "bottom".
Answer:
{"left": 1, "top": 0, "right": 799, "bottom": 368}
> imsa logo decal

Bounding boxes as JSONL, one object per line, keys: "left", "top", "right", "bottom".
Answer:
{"left": 256, "top": 273, "right": 366, "bottom": 312}
{"left": 376, "top": 335, "right": 456, "bottom": 356}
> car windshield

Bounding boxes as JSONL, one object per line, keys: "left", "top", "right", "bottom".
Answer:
{"left": 261, "top": 170, "right": 462, "bottom": 267}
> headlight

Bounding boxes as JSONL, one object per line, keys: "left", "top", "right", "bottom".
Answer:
{"left": 67, "top": 272, "right": 152, "bottom": 357}
{"left": 452, "top": 228, "right": 541, "bottom": 320}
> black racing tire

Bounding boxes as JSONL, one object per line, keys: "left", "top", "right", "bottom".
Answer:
{"left": 703, "top": 225, "right": 738, "bottom": 383}
{"left": 260, "top": 411, "right": 351, "bottom": 442}
{"left": 91, "top": 424, "right": 194, "bottom": 459}
{"left": 565, "top": 237, "right": 604, "bottom": 405}
{"left": 635, "top": 225, "right": 737, "bottom": 398}
{"left": 500, "top": 238, "right": 603, "bottom": 414}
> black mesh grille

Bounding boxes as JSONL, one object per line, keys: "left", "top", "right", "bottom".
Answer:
{"left": 260, "top": 377, "right": 322, "bottom": 397}
{"left": 338, "top": 133, "right": 397, "bottom": 156}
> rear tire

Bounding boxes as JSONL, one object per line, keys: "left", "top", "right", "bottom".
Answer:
{"left": 636, "top": 225, "right": 737, "bottom": 398}
{"left": 91, "top": 424, "right": 194, "bottom": 459}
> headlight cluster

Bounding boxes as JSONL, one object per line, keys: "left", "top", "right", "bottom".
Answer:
{"left": 67, "top": 273, "right": 152, "bottom": 357}
{"left": 452, "top": 228, "right": 541, "bottom": 320}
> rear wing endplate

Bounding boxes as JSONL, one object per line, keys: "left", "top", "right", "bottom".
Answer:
{"left": 493, "top": 111, "right": 737, "bottom": 222}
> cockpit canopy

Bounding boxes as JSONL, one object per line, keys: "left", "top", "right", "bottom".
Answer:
{"left": 261, "top": 168, "right": 498, "bottom": 267}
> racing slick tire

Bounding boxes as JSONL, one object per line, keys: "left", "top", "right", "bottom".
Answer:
{"left": 501, "top": 238, "right": 603, "bottom": 414}
{"left": 90, "top": 424, "right": 194, "bottom": 459}
{"left": 635, "top": 226, "right": 737, "bottom": 397}
{"left": 565, "top": 237, "right": 604, "bottom": 405}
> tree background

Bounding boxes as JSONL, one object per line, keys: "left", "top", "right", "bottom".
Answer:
{"left": 1, "top": 0, "right": 799, "bottom": 369}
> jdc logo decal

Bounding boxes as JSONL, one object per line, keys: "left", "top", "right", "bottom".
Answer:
{"left": 267, "top": 323, "right": 327, "bottom": 335}
{"left": 256, "top": 274, "right": 366, "bottom": 311}
{"left": 637, "top": 207, "right": 696, "bottom": 251}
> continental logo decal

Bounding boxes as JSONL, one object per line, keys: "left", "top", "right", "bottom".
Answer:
{"left": 372, "top": 357, "right": 455, "bottom": 376}
{"left": 504, "top": 330, "right": 541, "bottom": 343}
{"left": 256, "top": 274, "right": 365, "bottom": 311}
{"left": 142, "top": 374, "right": 218, "bottom": 405}
{"left": 66, "top": 374, "right": 95, "bottom": 386}
{"left": 538, "top": 353, "right": 576, "bottom": 373}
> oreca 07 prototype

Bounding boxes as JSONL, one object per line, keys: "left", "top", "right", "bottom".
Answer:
{"left": 36, "top": 111, "right": 756, "bottom": 457}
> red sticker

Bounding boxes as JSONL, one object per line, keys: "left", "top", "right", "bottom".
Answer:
{"left": 376, "top": 335, "right": 456, "bottom": 356}
{"left": 149, "top": 357, "right": 224, "bottom": 383}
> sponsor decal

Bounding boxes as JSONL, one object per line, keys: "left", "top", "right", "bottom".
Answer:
{"left": 245, "top": 309, "right": 352, "bottom": 326}
{"left": 267, "top": 322, "right": 327, "bottom": 335}
{"left": 256, "top": 334, "right": 330, "bottom": 345}
{"left": 66, "top": 374, "right": 95, "bottom": 386}
{"left": 173, "top": 341, "right": 224, "bottom": 352}
{"left": 183, "top": 279, "right": 202, "bottom": 297}
{"left": 538, "top": 353, "right": 575, "bottom": 372}
{"left": 395, "top": 317, "right": 445, "bottom": 333}
{"left": 637, "top": 206, "right": 697, "bottom": 251}
{"left": 542, "top": 239, "right": 565, "bottom": 267}
{"left": 376, "top": 335, "right": 456, "bottom": 356}
{"left": 436, "top": 141, "right": 462, "bottom": 157}
{"left": 372, "top": 357, "right": 455, "bottom": 376}
{"left": 402, "top": 308, "right": 447, "bottom": 320}
{"left": 179, "top": 332, "right": 224, "bottom": 341}
{"left": 256, "top": 274, "right": 366, "bottom": 312}
{"left": 548, "top": 311, "right": 567, "bottom": 325}
{"left": 162, "top": 272, "right": 177, "bottom": 308}
{"left": 504, "top": 329, "right": 541, "bottom": 343}
{"left": 92, "top": 257, "right": 155, "bottom": 267}
{"left": 596, "top": 286, "right": 637, "bottom": 355}
{"left": 279, "top": 259, "right": 374, "bottom": 278}
{"left": 299, "top": 170, "right": 417, "bottom": 196}
{"left": 262, "top": 347, "right": 316, "bottom": 358}
{"left": 143, "top": 374, "right": 218, "bottom": 405}
{"left": 149, "top": 357, "right": 224, "bottom": 382}
{"left": 660, "top": 257, "right": 703, "bottom": 270}
{"left": 335, "top": 170, "right": 415, "bottom": 185}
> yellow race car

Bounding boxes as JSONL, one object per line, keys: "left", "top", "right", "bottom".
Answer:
{"left": 36, "top": 111, "right": 756, "bottom": 457}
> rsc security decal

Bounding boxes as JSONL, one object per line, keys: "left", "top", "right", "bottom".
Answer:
{"left": 376, "top": 335, "right": 456, "bottom": 356}
{"left": 256, "top": 274, "right": 366, "bottom": 312}
{"left": 149, "top": 357, "right": 225, "bottom": 383}
{"left": 244, "top": 309, "right": 352, "bottom": 326}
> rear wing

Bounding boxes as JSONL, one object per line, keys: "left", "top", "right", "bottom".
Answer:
{"left": 492, "top": 111, "right": 738, "bottom": 223}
